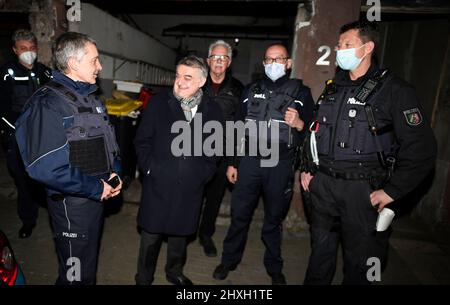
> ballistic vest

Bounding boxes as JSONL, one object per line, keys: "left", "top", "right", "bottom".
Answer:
{"left": 44, "top": 81, "right": 119, "bottom": 176}
{"left": 245, "top": 79, "right": 302, "bottom": 147}
{"left": 314, "top": 70, "right": 396, "bottom": 162}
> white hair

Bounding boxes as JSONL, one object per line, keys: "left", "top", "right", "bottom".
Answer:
{"left": 208, "top": 40, "right": 232, "bottom": 58}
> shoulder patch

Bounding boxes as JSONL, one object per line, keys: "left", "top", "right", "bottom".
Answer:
{"left": 403, "top": 108, "right": 422, "bottom": 126}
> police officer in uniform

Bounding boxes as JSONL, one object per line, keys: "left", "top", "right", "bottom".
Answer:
{"left": 300, "top": 21, "right": 437, "bottom": 284}
{"left": 0, "top": 29, "right": 51, "bottom": 238}
{"left": 15, "top": 32, "right": 122, "bottom": 285}
{"left": 213, "top": 43, "right": 314, "bottom": 284}
{"left": 198, "top": 40, "right": 244, "bottom": 257}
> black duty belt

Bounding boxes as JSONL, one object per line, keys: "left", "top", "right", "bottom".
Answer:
{"left": 318, "top": 165, "right": 385, "bottom": 181}
{"left": 50, "top": 194, "right": 65, "bottom": 201}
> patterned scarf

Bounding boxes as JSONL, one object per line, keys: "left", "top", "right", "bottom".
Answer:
{"left": 174, "top": 89, "right": 203, "bottom": 122}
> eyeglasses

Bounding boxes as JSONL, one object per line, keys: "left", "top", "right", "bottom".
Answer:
{"left": 208, "top": 55, "right": 230, "bottom": 61}
{"left": 263, "top": 57, "right": 289, "bottom": 64}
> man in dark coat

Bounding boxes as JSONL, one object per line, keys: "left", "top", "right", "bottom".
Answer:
{"left": 198, "top": 40, "right": 244, "bottom": 257}
{"left": 134, "top": 55, "right": 224, "bottom": 285}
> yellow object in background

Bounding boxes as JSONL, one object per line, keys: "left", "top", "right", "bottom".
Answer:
{"left": 105, "top": 99, "right": 143, "bottom": 116}
{"left": 112, "top": 89, "right": 134, "bottom": 100}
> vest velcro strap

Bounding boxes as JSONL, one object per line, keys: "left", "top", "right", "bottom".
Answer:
{"left": 78, "top": 106, "right": 93, "bottom": 113}
{"left": 45, "top": 81, "right": 78, "bottom": 102}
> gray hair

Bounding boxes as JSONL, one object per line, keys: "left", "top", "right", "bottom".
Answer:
{"left": 177, "top": 55, "right": 208, "bottom": 79}
{"left": 208, "top": 40, "right": 232, "bottom": 59}
{"left": 12, "top": 29, "right": 37, "bottom": 44}
{"left": 53, "top": 32, "right": 96, "bottom": 73}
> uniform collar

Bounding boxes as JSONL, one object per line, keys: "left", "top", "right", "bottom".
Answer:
{"left": 335, "top": 60, "right": 380, "bottom": 86}
{"left": 13, "top": 59, "right": 37, "bottom": 73}
{"left": 261, "top": 74, "right": 290, "bottom": 90}
{"left": 52, "top": 70, "right": 98, "bottom": 97}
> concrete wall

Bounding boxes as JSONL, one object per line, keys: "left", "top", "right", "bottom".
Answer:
{"left": 292, "top": 0, "right": 361, "bottom": 100}
{"left": 69, "top": 3, "right": 177, "bottom": 85}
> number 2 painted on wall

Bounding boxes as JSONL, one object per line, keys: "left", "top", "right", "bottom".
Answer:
{"left": 316, "top": 45, "right": 331, "bottom": 66}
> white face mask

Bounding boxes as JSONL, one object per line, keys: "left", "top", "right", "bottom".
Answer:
{"left": 264, "top": 62, "right": 286, "bottom": 82}
{"left": 19, "top": 51, "right": 37, "bottom": 66}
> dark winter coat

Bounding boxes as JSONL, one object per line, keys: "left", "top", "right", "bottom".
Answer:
{"left": 134, "top": 90, "right": 224, "bottom": 235}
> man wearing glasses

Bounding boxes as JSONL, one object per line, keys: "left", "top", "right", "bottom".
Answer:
{"left": 198, "top": 40, "right": 244, "bottom": 258}
{"left": 213, "top": 43, "right": 314, "bottom": 284}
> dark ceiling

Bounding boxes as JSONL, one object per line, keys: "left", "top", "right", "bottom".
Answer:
{"left": 162, "top": 23, "right": 293, "bottom": 40}
{"left": 82, "top": 0, "right": 449, "bottom": 41}
{"left": 84, "top": 0, "right": 304, "bottom": 17}
{"left": 84, "top": 0, "right": 450, "bottom": 17}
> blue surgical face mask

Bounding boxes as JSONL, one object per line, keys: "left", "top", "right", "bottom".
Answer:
{"left": 336, "top": 44, "right": 366, "bottom": 71}
{"left": 264, "top": 62, "right": 286, "bottom": 82}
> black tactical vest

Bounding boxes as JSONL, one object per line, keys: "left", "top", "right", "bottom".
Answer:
{"left": 314, "top": 73, "right": 395, "bottom": 162}
{"left": 245, "top": 79, "right": 301, "bottom": 147}
{"left": 45, "top": 81, "right": 119, "bottom": 176}
{"left": 4, "top": 65, "right": 51, "bottom": 114}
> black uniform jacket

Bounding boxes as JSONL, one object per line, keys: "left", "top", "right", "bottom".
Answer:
{"left": 0, "top": 60, "right": 51, "bottom": 124}
{"left": 318, "top": 64, "right": 437, "bottom": 200}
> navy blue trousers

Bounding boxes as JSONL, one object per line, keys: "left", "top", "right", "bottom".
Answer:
{"left": 221, "top": 156, "right": 295, "bottom": 275}
{"left": 47, "top": 195, "right": 103, "bottom": 285}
